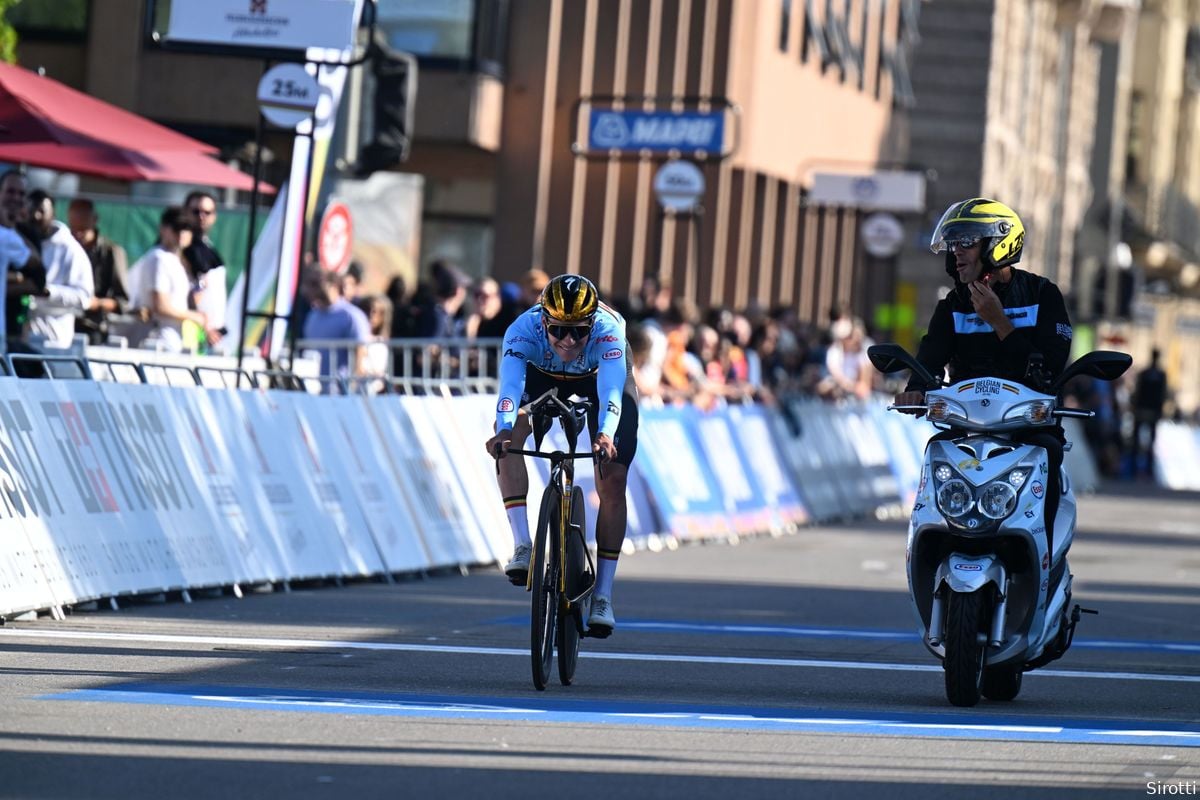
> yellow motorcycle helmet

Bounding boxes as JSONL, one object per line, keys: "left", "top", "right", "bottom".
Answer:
{"left": 930, "top": 197, "right": 1025, "bottom": 273}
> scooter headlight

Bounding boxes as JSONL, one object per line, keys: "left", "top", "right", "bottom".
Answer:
{"left": 1003, "top": 400, "right": 1054, "bottom": 425}
{"left": 977, "top": 480, "right": 1018, "bottom": 520}
{"left": 936, "top": 478, "right": 973, "bottom": 518}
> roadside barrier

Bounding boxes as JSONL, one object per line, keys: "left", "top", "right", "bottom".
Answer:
{"left": 0, "top": 372, "right": 1110, "bottom": 618}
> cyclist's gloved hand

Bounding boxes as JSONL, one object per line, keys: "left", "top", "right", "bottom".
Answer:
{"left": 486, "top": 427, "right": 513, "bottom": 459}
{"left": 593, "top": 432, "right": 617, "bottom": 464}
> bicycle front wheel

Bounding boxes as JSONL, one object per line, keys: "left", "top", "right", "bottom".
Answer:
{"left": 557, "top": 485, "right": 587, "bottom": 685}
{"left": 530, "top": 485, "right": 559, "bottom": 691}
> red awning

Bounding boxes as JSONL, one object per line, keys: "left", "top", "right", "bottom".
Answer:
{"left": 0, "top": 62, "right": 273, "bottom": 192}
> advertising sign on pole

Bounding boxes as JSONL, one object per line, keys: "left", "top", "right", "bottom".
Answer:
{"left": 167, "top": 0, "right": 360, "bottom": 55}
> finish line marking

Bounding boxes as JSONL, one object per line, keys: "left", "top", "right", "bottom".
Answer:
{"left": 38, "top": 683, "right": 1200, "bottom": 747}
{"left": 487, "top": 616, "right": 1200, "bottom": 654}
{"left": 4, "top": 627, "right": 1200, "bottom": 684}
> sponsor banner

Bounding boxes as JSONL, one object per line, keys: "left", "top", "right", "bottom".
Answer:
{"left": 774, "top": 399, "right": 848, "bottom": 522}
{"left": 842, "top": 403, "right": 901, "bottom": 510}
{"left": 868, "top": 403, "right": 926, "bottom": 507}
{"left": 161, "top": 386, "right": 289, "bottom": 584}
{"left": 532, "top": 413, "right": 663, "bottom": 547}
{"left": 438, "top": 395, "right": 531, "bottom": 562}
{"left": 587, "top": 108, "right": 725, "bottom": 155}
{"left": 635, "top": 407, "right": 731, "bottom": 539}
{"left": 725, "top": 405, "right": 809, "bottom": 528}
{"left": 316, "top": 396, "right": 431, "bottom": 573}
{"left": 274, "top": 393, "right": 386, "bottom": 576}
{"left": 222, "top": 389, "right": 364, "bottom": 579}
{"left": 0, "top": 379, "right": 74, "bottom": 613}
{"left": 34, "top": 380, "right": 232, "bottom": 598}
{"left": 368, "top": 398, "right": 492, "bottom": 568}
{"left": 688, "top": 407, "right": 771, "bottom": 534}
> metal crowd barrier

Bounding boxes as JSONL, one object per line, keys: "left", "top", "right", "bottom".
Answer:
{"left": 294, "top": 337, "right": 503, "bottom": 396}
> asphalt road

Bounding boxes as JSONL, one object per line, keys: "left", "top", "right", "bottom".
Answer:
{"left": 0, "top": 481, "right": 1197, "bottom": 799}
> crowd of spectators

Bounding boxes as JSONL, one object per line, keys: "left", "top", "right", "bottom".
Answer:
{"left": 0, "top": 168, "right": 230, "bottom": 360}
{"left": 321, "top": 259, "right": 1179, "bottom": 481}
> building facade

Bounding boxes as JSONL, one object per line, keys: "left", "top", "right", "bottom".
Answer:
{"left": 11, "top": 0, "right": 918, "bottom": 324}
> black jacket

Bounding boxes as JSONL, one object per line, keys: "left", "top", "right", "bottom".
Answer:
{"left": 905, "top": 268, "right": 1073, "bottom": 392}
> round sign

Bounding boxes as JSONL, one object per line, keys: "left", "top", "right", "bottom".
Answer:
{"left": 318, "top": 202, "right": 354, "bottom": 274}
{"left": 861, "top": 212, "right": 905, "bottom": 258}
{"left": 653, "top": 160, "right": 706, "bottom": 212}
{"left": 257, "top": 64, "right": 320, "bottom": 129}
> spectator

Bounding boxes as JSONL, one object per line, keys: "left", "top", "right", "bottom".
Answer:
{"left": 182, "top": 190, "right": 227, "bottom": 348}
{"left": 518, "top": 268, "right": 549, "bottom": 308}
{"left": 126, "top": 207, "right": 205, "bottom": 352}
{"left": 419, "top": 259, "right": 468, "bottom": 338}
{"left": 824, "top": 319, "right": 873, "bottom": 400}
{"left": 465, "top": 276, "right": 518, "bottom": 339}
{"left": 342, "top": 260, "right": 365, "bottom": 303}
{"left": 353, "top": 293, "right": 393, "bottom": 388}
{"left": 1131, "top": 348, "right": 1168, "bottom": 478}
{"left": 68, "top": 198, "right": 129, "bottom": 345}
{"left": 301, "top": 268, "right": 371, "bottom": 385}
{"left": 25, "top": 190, "right": 93, "bottom": 349}
{"left": 0, "top": 170, "right": 46, "bottom": 349}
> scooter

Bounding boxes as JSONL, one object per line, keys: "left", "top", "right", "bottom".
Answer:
{"left": 867, "top": 344, "right": 1131, "bottom": 707}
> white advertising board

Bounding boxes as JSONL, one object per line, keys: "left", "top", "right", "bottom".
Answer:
{"left": 167, "top": 0, "right": 360, "bottom": 54}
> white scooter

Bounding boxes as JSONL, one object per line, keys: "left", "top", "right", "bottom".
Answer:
{"left": 868, "top": 344, "right": 1131, "bottom": 707}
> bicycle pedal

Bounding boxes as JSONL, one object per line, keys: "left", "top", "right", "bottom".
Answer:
{"left": 586, "top": 624, "right": 613, "bottom": 639}
{"left": 506, "top": 570, "right": 528, "bottom": 586}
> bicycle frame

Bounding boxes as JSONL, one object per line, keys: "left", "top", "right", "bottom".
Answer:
{"left": 505, "top": 389, "right": 598, "bottom": 608}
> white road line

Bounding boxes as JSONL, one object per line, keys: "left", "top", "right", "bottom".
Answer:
{"left": 4, "top": 627, "right": 1200, "bottom": 683}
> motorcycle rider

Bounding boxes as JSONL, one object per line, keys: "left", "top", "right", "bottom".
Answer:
{"left": 893, "top": 197, "right": 1074, "bottom": 551}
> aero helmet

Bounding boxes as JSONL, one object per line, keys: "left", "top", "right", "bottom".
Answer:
{"left": 540, "top": 274, "right": 599, "bottom": 323}
{"left": 930, "top": 197, "right": 1025, "bottom": 274}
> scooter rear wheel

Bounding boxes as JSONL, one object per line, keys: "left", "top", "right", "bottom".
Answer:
{"left": 944, "top": 589, "right": 989, "bottom": 707}
{"left": 981, "top": 665, "right": 1023, "bottom": 701}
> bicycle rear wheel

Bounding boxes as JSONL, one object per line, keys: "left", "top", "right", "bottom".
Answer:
{"left": 530, "top": 485, "right": 559, "bottom": 691}
{"left": 557, "top": 485, "right": 587, "bottom": 686}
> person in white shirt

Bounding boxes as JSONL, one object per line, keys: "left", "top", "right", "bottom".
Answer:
{"left": 182, "top": 190, "right": 227, "bottom": 350}
{"left": 127, "top": 207, "right": 205, "bottom": 353}
{"left": 26, "top": 190, "right": 93, "bottom": 349}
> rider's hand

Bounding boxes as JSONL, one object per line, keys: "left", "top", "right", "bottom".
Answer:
{"left": 893, "top": 391, "right": 926, "bottom": 417}
{"left": 968, "top": 280, "right": 1011, "bottom": 332}
{"left": 486, "top": 427, "right": 513, "bottom": 459}
{"left": 593, "top": 432, "right": 617, "bottom": 463}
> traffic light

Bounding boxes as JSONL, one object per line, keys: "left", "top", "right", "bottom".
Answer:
{"left": 356, "top": 32, "right": 418, "bottom": 176}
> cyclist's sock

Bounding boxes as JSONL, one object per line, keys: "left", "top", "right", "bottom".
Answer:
{"left": 595, "top": 549, "right": 619, "bottom": 598}
{"left": 504, "top": 496, "right": 531, "bottom": 547}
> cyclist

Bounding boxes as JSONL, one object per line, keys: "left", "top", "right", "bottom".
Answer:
{"left": 485, "top": 273, "right": 638, "bottom": 635}
{"left": 893, "top": 197, "right": 1073, "bottom": 550}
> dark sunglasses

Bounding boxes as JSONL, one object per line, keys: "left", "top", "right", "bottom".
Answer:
{"left": 946, "top": 235, "right": 983, "bottom": 250}
{"left": 546, "top": 323, "right": 592, "bottom": 342}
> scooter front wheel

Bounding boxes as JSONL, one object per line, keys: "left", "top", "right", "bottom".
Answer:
{"left": 943, "top": 588, "right": 990, "bottom": 707}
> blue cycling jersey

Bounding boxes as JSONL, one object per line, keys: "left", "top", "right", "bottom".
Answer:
{"left": 495, "top": 303, "right": 628, "bottom": 437}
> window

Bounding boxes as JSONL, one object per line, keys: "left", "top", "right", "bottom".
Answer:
{"left": 378, "top": 0, "right": 474, "bottom": 59}
{"left": 5, "top": 0, "right": 89, "bottom": 39}
{"left": 780, "top": 0, "right": 792, "bottom": 52}
{"left": 375, "top": 0, "right": 508, "bottom": 74}
{"left": 803, "top": 0, "right": 832, "bottom": 68}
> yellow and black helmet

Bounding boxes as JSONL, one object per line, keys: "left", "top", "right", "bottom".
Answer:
{"left": 540, "top": 274, "right": 599, "bottom": 323}
{"left": 930, "top": 197, "right": 1025, "bottom": 272}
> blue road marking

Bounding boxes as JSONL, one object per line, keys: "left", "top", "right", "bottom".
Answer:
{"left": 485, "top": 616, "right": 1200, "bottom": 654}
{"left": 43, "top": 683, "right": 1200, "bottom": 747}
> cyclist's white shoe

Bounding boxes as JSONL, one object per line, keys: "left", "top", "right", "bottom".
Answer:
{"left": 504, "top": 544, "right": 532, "bottom": 585}
{"left": 588, "top": 595, "right": 615, "bottom": 636}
